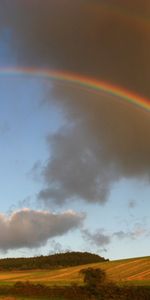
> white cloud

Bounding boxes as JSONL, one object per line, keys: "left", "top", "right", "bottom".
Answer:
{"left": 0, "top": 208, "right": 84, "bottom": 251}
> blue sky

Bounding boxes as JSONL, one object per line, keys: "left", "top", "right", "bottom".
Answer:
{"left": 0, "top": 74, "right": 149, "bottom": 260}
{"left": 0, "top": 1, "right": 150, "bottom": 260}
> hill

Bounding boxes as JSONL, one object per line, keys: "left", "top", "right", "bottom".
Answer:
{"left": 0, "top": 252, "right": 107, "bottom": 271}
{"left": 0, "top": 256, "right": 149, "bottom": 286}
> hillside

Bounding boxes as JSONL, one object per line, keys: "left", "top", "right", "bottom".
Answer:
{"left": 0, "top": 252, "right": 106, "bottom": 271}
{"left": 0, "top": 256, "right": 149, "bottom": 286}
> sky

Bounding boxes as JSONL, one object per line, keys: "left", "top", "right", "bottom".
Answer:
{"left": 0, "top": 0, "right": 150, "bottom": 260}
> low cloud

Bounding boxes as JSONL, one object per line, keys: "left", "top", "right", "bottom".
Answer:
{"left": 82, "top": 222, "right": 150, "bottom": 249}
{"left": 114, "top": 223, "right": 149, "bottom": 240}
{"left": 0, "top": 209, "right": 84, "bottom": 251}
{"left": 82, "top": 229, "right": 111, "bottom": 248}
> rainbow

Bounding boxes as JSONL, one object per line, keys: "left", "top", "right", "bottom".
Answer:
{"left": 0, "top": 67, "right": 150, "bottom": 112}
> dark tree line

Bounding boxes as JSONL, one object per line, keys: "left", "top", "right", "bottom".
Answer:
{"left": 0, "top": 251, "right": 107, "bottom": 270}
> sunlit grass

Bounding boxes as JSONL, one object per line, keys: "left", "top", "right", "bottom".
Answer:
{"left": 0, "top": 256, "right": 149, "bottom": 287}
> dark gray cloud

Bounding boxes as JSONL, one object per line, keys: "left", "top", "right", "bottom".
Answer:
{"left": 0, "top": 209, "right": 84, "bottom": 251}
{"left": 38, "top": 119, "right": 113, "bottom": 204}
{"left": 38, "top": 88, "right": 150, "bottom": 204}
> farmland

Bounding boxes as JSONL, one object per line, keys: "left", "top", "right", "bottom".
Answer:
{"left": 0, "top": 256, "right": 149, "bottom": 300}
{"left": 0, "top": 256, "right": 149, "bottom": 287}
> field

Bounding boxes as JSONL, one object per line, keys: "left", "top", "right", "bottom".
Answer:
{"left": 0, "top": 256, "right": 149, "bottom": 287}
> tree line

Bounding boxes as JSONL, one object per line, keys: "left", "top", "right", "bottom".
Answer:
{"left": 0, "top": 251, "right": 108, "bottom": 270}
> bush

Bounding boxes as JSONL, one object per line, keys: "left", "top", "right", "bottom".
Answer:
{"left": 80, "top": 267, "right": 107, "bottom": 289}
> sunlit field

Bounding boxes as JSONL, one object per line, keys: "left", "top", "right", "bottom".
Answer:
{"left": 0, "top": 256, "right": 149, "bottom": 287}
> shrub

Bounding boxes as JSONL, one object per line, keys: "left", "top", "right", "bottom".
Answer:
{"left": 80, "top": 267, "right": 107, "bottom": 289}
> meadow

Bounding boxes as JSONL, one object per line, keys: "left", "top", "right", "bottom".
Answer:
{"left": 0, "top": 256, "right": 149, "bottom": 300}
{"left": 0, "top": 256, "right": 149, "bottom": 287}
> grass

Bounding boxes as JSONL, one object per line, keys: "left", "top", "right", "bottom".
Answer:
{"left": 0, "top": 256, "right": 149, "bottom": 287}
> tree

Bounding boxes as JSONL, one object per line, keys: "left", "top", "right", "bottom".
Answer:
{"left": 80, "top": 267, "right": 107, "bottom": 290}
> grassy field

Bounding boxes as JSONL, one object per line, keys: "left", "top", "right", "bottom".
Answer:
{"left": 0, "top": 256, "right": 149, "bottom": 287}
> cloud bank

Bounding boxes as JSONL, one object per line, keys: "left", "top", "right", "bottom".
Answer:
{"left": 0, "top": 209, "right": 84, "bottom": 251}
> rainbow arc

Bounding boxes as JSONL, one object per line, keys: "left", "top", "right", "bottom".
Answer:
{"left": 0, "top": 67, "right": 149, "bottom": 112}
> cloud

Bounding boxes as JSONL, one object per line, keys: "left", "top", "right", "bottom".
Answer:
{"left": 38, "top": 119, "right": 112, "bottom": 204}
{"left": 38, "top": 88, "right": 150, "bottom": 205}
{"left": 82, "top": 229, "right": 111, "bottom": 248}
{"left": 0, "top": 209, "right": 84, "bottom": 251}
{"left": 114, "top": 223, "right": 150, "bottom": 240}
{"left": 82, "top": 222, "right": 150, "bottom": 249}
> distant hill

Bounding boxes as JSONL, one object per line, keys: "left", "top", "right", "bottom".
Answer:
{"left": 0, "top": 252, "right": 108, "bottom": 270}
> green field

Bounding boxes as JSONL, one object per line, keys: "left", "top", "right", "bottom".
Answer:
{"left": 0, "top": 256, "right": 149, "bottom": 287}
